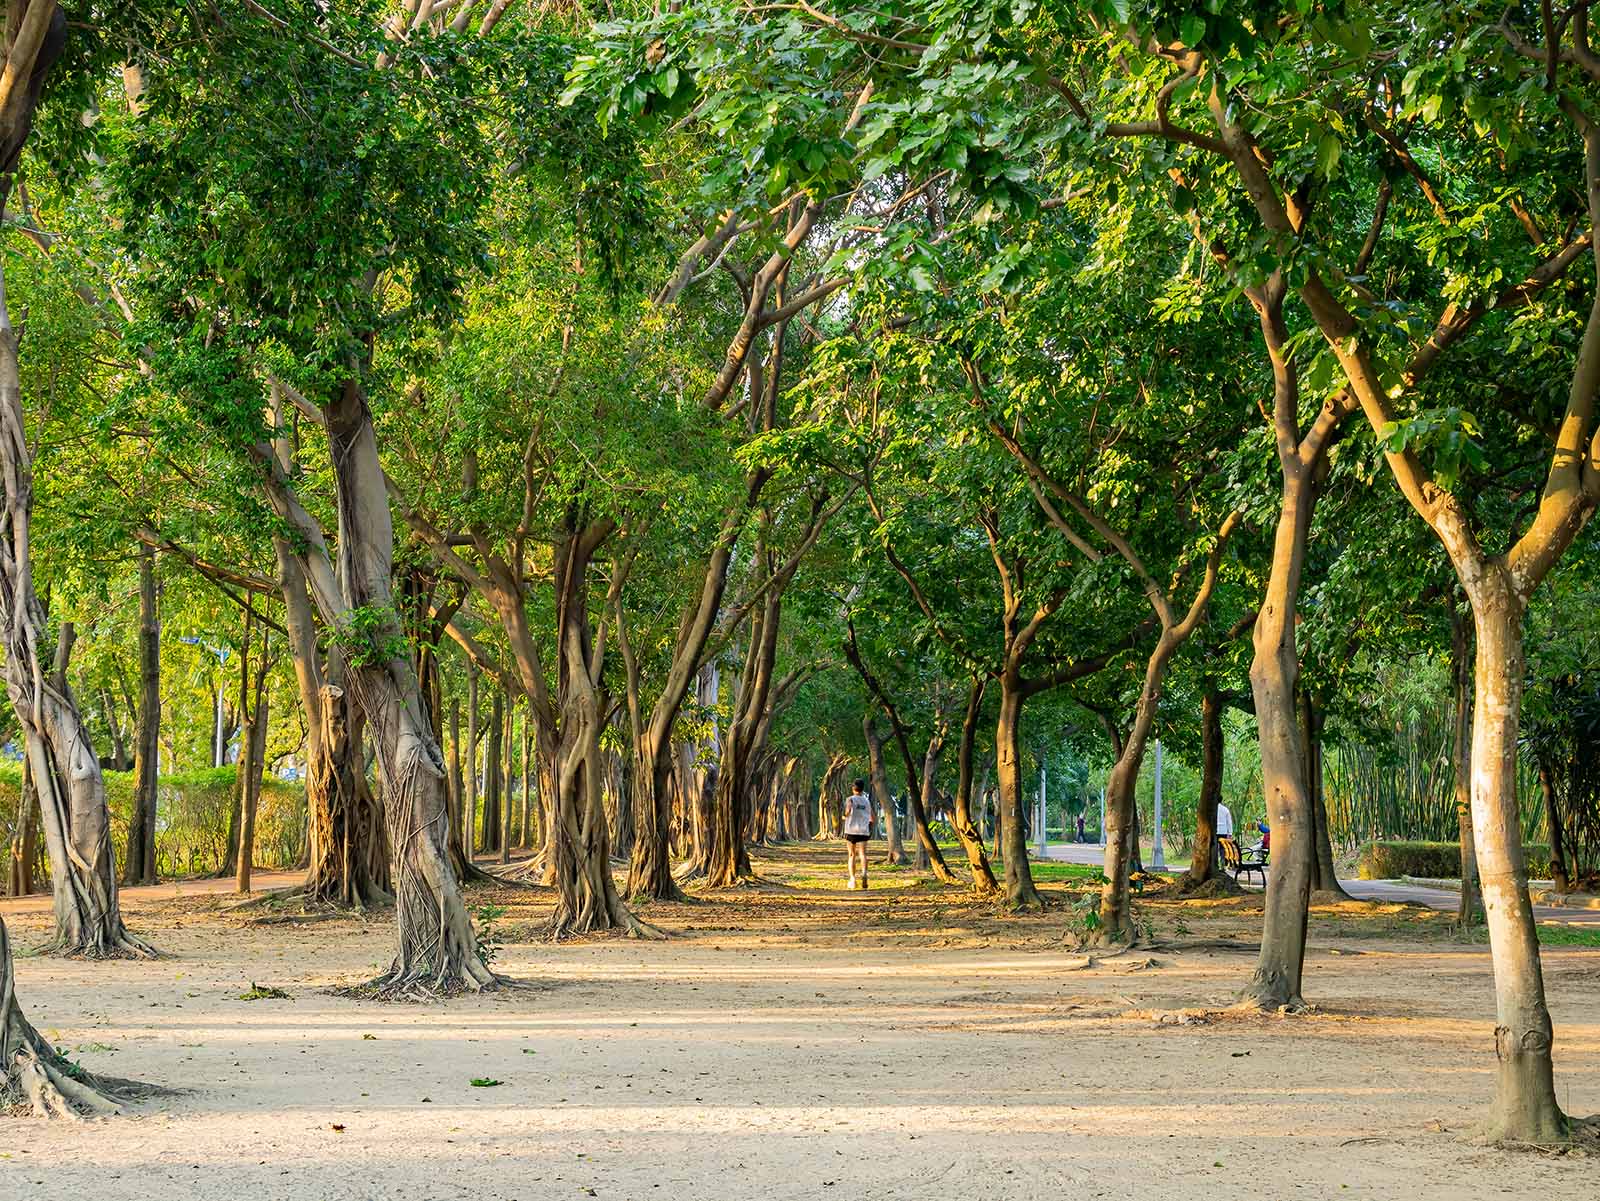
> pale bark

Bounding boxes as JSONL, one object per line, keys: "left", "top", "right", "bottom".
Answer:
{"left": 257, "top": 377, "right": 495, "bottom": 995}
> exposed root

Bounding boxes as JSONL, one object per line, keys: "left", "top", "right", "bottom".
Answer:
{"left": 1231, "top": 991, "right": 1312, "bottom": 1015}
{"left": 1472, "top": 1114, "right": 1600, "bottom": 1156}
{"left": 1177, "top": 874, "right": 1245, "bottom": 899}
{"left": 490, "top": 860, "right": 554, "bottom": 888}
{"left": 3, "top": 1018, "right": 170, "bottom": 1118}
{"left": 230, "top": 884, "right": 393, "bottom": 916}
{"left": 43, "top": 926, "right": 161, "bottom": 961}
{"left": 337, "top": 960, "right": 509, "bottom": 1003}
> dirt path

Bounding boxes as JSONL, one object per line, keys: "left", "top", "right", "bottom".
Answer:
{"left": 2, "top": 846, "right": 1596, "bottom": 1200}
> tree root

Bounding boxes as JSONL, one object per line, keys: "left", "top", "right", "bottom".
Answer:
{"left": 44, "top": 926, "right": 161, "bottom": 961}
{"left": 3, "top": 1018, "right": 170, "bottom": 1119}
{"left": 1142, "top": 937, "right": 1260, "bottom": 953}
{"left": 230, "top": 883, "right": 394, "bottom": 916}
{"left": 338, "top": 959, "right": 509, "bottom": 1003}
{"left": 488, "top": 860, "right": 553, "bottom": 888}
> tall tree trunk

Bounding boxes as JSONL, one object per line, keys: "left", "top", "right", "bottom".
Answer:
{"left": 465, "top": 665, "right": 479, "bottom": 857}
{"left": 1470, "top": 595, "right": 1564, "bottom": 1141}
{"left": 547, "top": 519, "right": 652, "bottom": 936}
{"left": 122, "top": 543, "right": 160, "bottom": 885}
{"left": 261, "top": 377, "right": 494, "bottom": 995}
{"left": 276, "top": 529, "right": 390, "bottom": 910}
{"left": 707, "top": 603, "right": 774, "bottom": 888}
{"left": 235, "top": 682, "right": 268, "bottom": 893}
{"left": 994, "top": 671, "right": 1042, "bottom": 910}
{"left": 1302, "top": 692, "right": 1349, "bottom": 898}
{"left": 0, "top": 615, "right": 151, "bottom": 955}
{"left": 519, "top": 711, "right": 533, "bottom": 850}
{"left": 482, "top": 691, "right": 503, "bottom": 857}
{"left": 913, "top": 719, "right": 947, "bottom": 871}
{"left": 950, "top": 677, "right": 999, "bottom": 895}
{"left": 6, "top": 757, "right": 38, "bottom": 897}
{"left": 498, "top": 696, "right": 513, "bottom": 866}
{"left": 232, "top": 685, "right": 256, "bottom": 891}
{"left": 1185, "top": 686, "right": 1225, "bottom": 889}
{"left": 1448, "top": 600, "right": 1482, "bottom": 923}
{"left": 1537, "top": 759, "right": 1569, "bottom": 895}
{"left": 1097, "top": 643, "right": 1181, "bottom": 942}
{"left": 863, "top": 713, "right": 904, "bottom": 865}
{"left": 1241, "top": 466, "right": 1317, "bottom": 1010}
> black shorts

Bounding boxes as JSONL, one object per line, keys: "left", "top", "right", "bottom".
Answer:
{"left": 844, "top": 833, "right": 869, "bottom": 844}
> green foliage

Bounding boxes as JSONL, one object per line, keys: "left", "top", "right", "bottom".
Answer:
{"left": 333, "top": 606, "right": 410, "bottom": 668}
{"left": 0, "top": 766, "right": 307, "bottom": 881}
{"left": 471, "top": 903, "right": 508, "bottom": 967}
{"left": 1356, "top": 840, "right": 1553, "bottom": 881}
{"left": 239, "top": 983, "right": 293, "bottom": 1001}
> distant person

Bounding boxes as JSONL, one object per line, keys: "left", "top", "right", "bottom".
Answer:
{"left": 1215, "top": 800, "right": 1235, "bottom": 867}
{"left": 843, "top": 778, "right": 873, "bottom": 889}
{"left": 1076, "top": 812, "right": 1087, "bottom": 843}
{"left": 1256, "top": 819, "right": 1271, "bottom": 855}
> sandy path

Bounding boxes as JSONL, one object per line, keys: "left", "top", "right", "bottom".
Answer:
{"left": 2, "top": 861, "right": 1596, "bottom": 1200}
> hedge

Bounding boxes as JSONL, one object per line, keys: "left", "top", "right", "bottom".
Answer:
{"left": 1357, "top": 840, "right": 1553, "bottom": 881}
{"left": 0, "top": 763, "right": 307, "bottom": 882}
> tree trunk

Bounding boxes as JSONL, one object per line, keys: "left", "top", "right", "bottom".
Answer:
{"left": 547, "top": 519, "right": 652, "bottom": 936}
{"left": 1097, "top": 666, "right": 1168, "bottom": 942}
{"left": 1447, "top": 604, "right": 1482, "bottom": 923}
{"left": 2, "top": 906, "right": 158, "bottom": 1115}
{"left": 994, "top": 672, "right": 1042, "bottom": 910}
{"left": 863, "top": 713, "right": 903, "bottom": 864}
{"left": 1184, "top": 686, "right": 1224, "bottom": 889}
{"left": 913, "top": 725, "right": 946, "bottom": 871}
{"left": 1469, "top": 594, "right": 1565, "bottom": 1142}
{"left": 263, "top": 376, "right": 495, "bottom": 995}
{"left": 1537, "top": 759, "right": 1569, "bottom": 895}
{"left": 1302, "top": 692, "right": 1350, "bottom": 898}
{"left": 122, "top": 544, "right": 160, "bottom": 886}
{"left": 6, "top": 758, "right": 38, "bottom": 897}
{"left": 482, "top": 691, "right": 503, "bottom": 857}
{"left": 519, "top": 712, "right": 533, "bottom": 850}
{"left": 0, "top": 618, "right": 151, "bottom": 956}
{"left": 465, "top": 665, "right": 479, "bottom": 857}
{"left": 950, "top": 677, "right": 999, "bottom": 895}
{"left": 498, "top": 696, "right": 513, "bottom": 866}
{"left": 1241, "top": 466, "right": 1317, "bottom": 1011}
{"left": 708, "top": 584, "right": 784, "bottom": 888}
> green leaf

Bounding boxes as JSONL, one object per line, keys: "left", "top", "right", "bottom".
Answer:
{"left": 1315, "top": 133, "right": 1341, "bottom": 179}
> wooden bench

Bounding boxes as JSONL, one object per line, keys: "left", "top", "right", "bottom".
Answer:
{"left": 1219, "top": 834, "right": 1269, "bottom": 886}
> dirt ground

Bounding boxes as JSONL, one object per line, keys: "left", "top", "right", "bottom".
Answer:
{"left": 2, "top": 845, "right": 1597, "bottom": 1201}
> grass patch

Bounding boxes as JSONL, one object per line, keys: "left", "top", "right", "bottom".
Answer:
{"left": 1537, "top": 923, "right": 1600, "bottom": 948}
{"left": 1000, "top": 861, "right": 1103, "bottom": 883}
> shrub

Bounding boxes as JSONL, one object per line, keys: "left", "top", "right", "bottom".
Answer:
{"left": 0, "top": 763, "right": 307, "bottom": 881}
{"left": 1357, "top": 839, "right": 1552, "bottom": 880}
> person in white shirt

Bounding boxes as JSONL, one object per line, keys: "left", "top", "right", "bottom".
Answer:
{"left": 842, "top": 778, "right": 873, "bottom": 889}
{"left": 1214, "top": 801, "right": 1235, "bottom": 870}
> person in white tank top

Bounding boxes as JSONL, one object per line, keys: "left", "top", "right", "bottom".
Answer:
{"left": 842, "top": 779, "right": 872, "bottom": 889}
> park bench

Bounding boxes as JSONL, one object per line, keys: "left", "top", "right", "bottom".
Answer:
{"left": 1219, "top": 834, "right": 1269, "bottom": 886}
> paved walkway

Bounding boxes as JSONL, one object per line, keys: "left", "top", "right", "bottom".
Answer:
{"left": 1041, "top": 840, "right": 1600, "bottom": 926}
